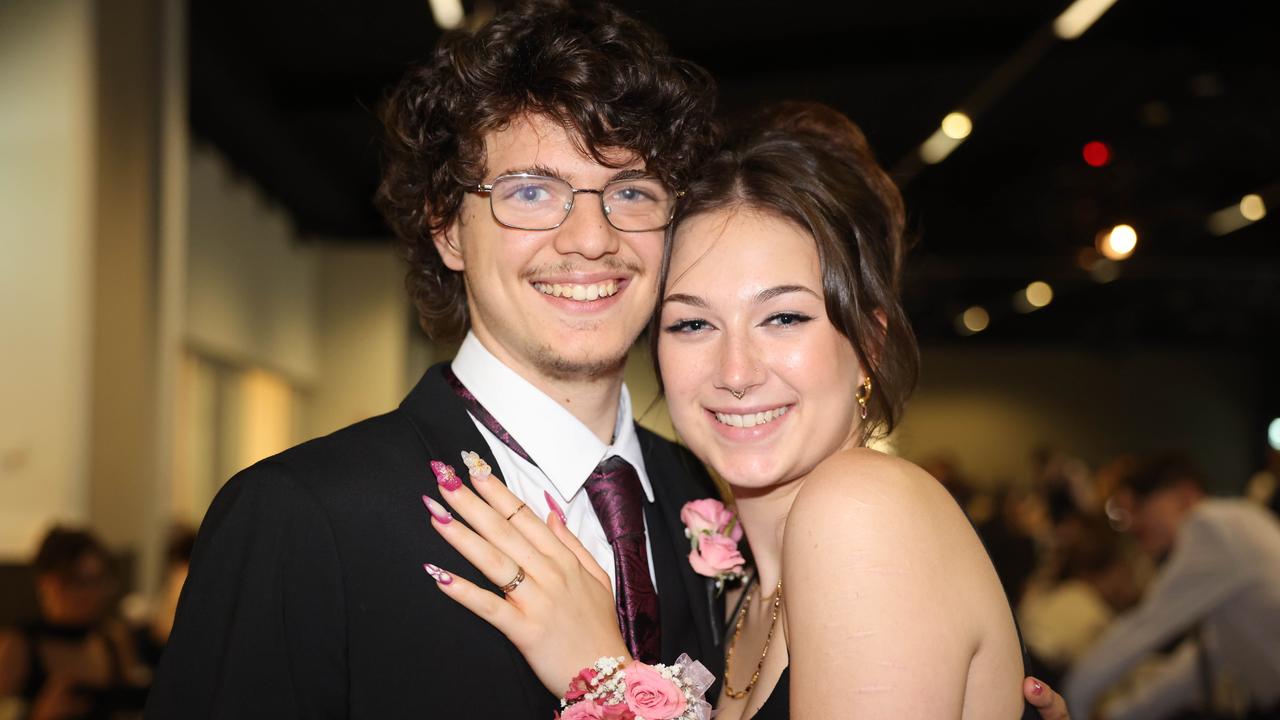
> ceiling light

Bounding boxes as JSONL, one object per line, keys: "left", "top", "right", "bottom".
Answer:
{"left": 1082, "top": 141, "right": 1111, "bottom": 168}
{"left": 958, "top": 306, "right": 990, "bottom": 334}
{"left": 1270, "top": 418, "right": 1280, "bottom": 451}
{"left": 1053, "top": 0, "right": 1121, "bottom": 40}
{"left": 429, "top": 0, "right": 465, "bottom": 29}
{"left": 1097, "top": 224, "right": 1137, "bottom": 260}
{"left": 1025, "top": 281, "right": 1054, "bottom": 308}
{"left": 1208, "top": 194, "right": 1268, "bottom": 236}
{"left": 941, "top": 112, "right": 973, "bottom": 140}
{"left": 1240, "top": 194, "right": 1267, "bottom": 222}
{"left": 920, "top": 129, "right": 961, "bottom": 165}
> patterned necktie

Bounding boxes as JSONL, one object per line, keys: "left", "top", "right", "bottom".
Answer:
{"left": 444, "top": 366, "right": 662, "bottom": 662}
{"left": 585, "top": 455, "right": 662, "bottom": 664}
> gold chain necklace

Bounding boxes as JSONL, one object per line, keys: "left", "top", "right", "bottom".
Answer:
{"left": 723, "top": 579, "right": 784, "bottom": 700}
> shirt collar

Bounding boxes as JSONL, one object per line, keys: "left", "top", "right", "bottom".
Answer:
{"left": 450, "top": 332, "right": 653, "bottom": 503}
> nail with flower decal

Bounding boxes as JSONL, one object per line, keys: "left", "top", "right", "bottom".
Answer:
{"left": 460, "top": 450, "right": 492, "bottom": 481}
{"left": 423, "top": 563, "right": 453, "bottom": 585}
{"left": 422, "top": 495, "right": 453, "bottom": 524}
{"left": 431, "top": 460, "right": 462, "bottom": 491}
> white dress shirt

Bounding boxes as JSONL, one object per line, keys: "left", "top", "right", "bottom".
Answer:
{"left": 1064, "top": 499, "right": 1280, "bottom": 718}
{"left": 450, "top": 332, "right": 658, "bottom": 594}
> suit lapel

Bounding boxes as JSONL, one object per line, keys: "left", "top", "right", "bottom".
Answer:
{"left": 398, "top": 363, "right": 550, "bottom": 709}
{"left": 639, "top": 429, "right": 726, "bottom": 681}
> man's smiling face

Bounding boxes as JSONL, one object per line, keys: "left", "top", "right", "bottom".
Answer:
{"left": 435, "top": 113, "right": 666, "bottom": 383}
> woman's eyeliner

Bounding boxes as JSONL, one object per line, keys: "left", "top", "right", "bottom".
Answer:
{"left": 765, "top": 312, "right": 813, "bottom": 327}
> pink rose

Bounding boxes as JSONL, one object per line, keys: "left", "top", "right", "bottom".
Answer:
{"left": 565, "top": 667, "right": 599, "bottom": 702}
{"left": 688, "top": 534, "right": 745, "bottom": 578}
{"left": 600, "top": 704, "right": 636, "bottom": 720}
{"left": 624, "top": 662, "right": 687, "bottom": 719}
{"left": 681, "top": 499, "right": 735, "bottom": 536}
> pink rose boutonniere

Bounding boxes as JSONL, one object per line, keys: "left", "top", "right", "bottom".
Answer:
{"left": 680, "top": 498, "right": 745, "bottom": 592}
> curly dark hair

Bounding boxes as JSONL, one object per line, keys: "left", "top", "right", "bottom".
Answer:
{"left": 651, "top": 102, "right": 919, "bottom": 446}
{"left": 376, "top": 0, "right": 718, "bottom": 341}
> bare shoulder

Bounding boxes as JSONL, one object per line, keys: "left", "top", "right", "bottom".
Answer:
{"left": 786, "top": 447, "right": 968, "bottom": 547}
{"left": 781, "top": 449, "right": 1023, "bottom": 716}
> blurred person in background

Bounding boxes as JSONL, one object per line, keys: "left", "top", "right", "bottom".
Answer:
{"left": 131, "top": 526, "right": 195, "bottom": 670}
{"left": 1064, "top": 452, "right": 1280, "bottom": 719}
{"left": 1019, "top": 518, "right": 1137, "bottom": 687}
{"left": 1244, "top": 448, "right": 1279, "bottom": 516}
{"left": 0, "top": 527, "right": 147, "bottom": 720}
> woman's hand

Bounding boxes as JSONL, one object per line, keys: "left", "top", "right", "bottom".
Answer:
{"left": 1025, "top": 676, "right": 1071, "bottom": 720}
{"left": 423, "top": 457, "right": 630, "bottom": 696}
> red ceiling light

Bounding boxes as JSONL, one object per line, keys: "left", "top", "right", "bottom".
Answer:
{"left": 1083, "top": 141, "right": 1112, "bottom": 167}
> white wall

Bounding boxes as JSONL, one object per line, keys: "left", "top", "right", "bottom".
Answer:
{"left": 185, "top": 145, "right": 320, "bottom": 384}
{"left": 0, "top": 0, "right": 95, "bottom": 558}
{"left": 304, "top": 245, "right": 411, "bottom": 439}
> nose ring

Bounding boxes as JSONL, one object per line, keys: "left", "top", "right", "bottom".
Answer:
{"left": 729, "top": 388, "right": 745, "bottom": 400}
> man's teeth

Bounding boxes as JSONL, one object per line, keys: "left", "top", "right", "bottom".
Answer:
{"left": 534, "top": 281, "right": 619, "bottom": 301}
{"left": 714, "top": 406, "right": 790, "bottom": 428}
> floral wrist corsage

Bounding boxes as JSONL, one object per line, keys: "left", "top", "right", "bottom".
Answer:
{"left": 680, "top": 499, "right": 746, "bottom": 593}
{"left": 557, "top": 654, "right": 714, "bottom": 720}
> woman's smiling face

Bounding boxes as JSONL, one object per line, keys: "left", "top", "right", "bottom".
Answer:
{"left": 658, "top": 208, "right": 866, "bottom": 490}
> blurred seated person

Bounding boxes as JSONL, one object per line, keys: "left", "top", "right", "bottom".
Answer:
{"left": 0, "top": 527, "right": 147, "bottom": 720}
{"left": 1020, "top": 519, "right": 1136, "bottom": 684}
{"left": 1064, "top": 453, "right": 1280, "bottom": 719}
{"left": 133, "top": 525, "right": 195, "bottom": 669}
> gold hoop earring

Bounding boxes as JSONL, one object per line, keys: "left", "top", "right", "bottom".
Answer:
{"left": 855, "top": 377, "right": 872, "bottom": 420}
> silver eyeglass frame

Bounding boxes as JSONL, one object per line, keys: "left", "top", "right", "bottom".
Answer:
{"left": 468, "top": 173, "right": 683, "bottom": 232}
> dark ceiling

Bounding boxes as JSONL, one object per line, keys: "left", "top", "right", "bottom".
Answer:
{"left": 189, "top": 0, "right": 1280, "bottom": 347}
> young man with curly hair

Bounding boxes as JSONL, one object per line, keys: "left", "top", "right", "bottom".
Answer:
{"left": 146, "top": 2, "right": 723, "bottom": 718}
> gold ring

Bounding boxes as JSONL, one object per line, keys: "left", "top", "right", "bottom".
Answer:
{"left": 504, "top": 502, "right": 527, "bottom": 522}
{"left": 500, "top": 566, "right": 526, "bottom": 594}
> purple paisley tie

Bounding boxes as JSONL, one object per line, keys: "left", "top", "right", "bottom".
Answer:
{"left": 444, "top": 366, "right": 662, "bottom": 662}
{"left": 585, "top": 455, "right": 662, "bottom": 664}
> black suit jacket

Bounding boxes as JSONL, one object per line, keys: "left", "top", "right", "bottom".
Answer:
{"left": 146, "top": 364, "right": 725, "bottom": 719}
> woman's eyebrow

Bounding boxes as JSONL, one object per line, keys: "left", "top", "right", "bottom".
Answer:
{"left": 663, "top": 292, "right": 708, "bottom": 308}
{"left": 755, "top": 284, "right": 820, "bottom": 303}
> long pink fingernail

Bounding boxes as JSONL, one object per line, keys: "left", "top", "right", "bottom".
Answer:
{"left": 422, "top": 495, "right": 453, "bottom": 524}
{"left": 544, "top": 491, "right": 567, "bottom": 523}
{"left": 431, "top": 460, "right": 462, "bottom": 491}
{"left": 423, "top": 563, "right": 453, "bottom": 585}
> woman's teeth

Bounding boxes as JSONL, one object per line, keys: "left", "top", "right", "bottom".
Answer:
{"left": 714, "top": 406, "right": 789, "bottom": 428}
{"left": 534, "top": 281, "right": 619, "bottom": 301}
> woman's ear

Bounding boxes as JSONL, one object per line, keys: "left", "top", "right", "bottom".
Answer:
{"left": 433, "top": 218, "right": 465, "bottom": 272}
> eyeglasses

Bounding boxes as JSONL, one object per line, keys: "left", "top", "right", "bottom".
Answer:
{"left": 469, "top": 173, "right": 680, "bottom": 232}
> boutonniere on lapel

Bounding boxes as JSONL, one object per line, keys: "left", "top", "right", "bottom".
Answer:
{"left": 680, "top": 499, "right": 746, "bottom": 594}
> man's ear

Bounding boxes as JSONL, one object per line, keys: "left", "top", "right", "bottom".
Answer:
{"left": 432, "top": 218, "right": 465, "bottom": 272}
